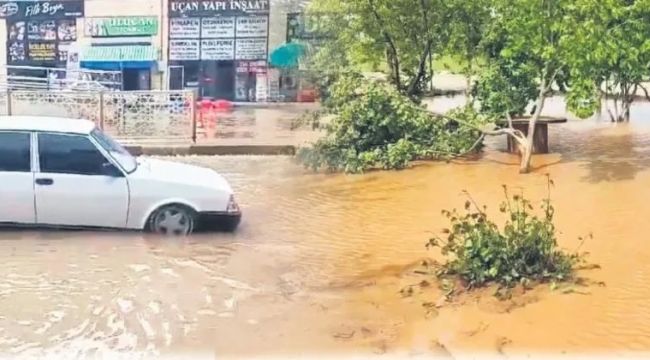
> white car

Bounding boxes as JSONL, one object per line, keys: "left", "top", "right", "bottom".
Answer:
{"left": 0, "top": 116, "right": 241, "bottom": 235}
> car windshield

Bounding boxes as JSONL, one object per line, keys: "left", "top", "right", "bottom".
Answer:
{"left": 91, "top": 128, "right": 138, "bottom": 173}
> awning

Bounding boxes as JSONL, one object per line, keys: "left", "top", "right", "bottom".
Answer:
{"left": 80, "top": 45, "right": 158, "bottom": 70}
{"left": 268, "top": 42, "right": 306, "bottom": 69}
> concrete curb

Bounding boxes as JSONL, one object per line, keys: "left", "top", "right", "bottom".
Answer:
{"left": 125, "top": 144, "right": 296, "bottom": 156}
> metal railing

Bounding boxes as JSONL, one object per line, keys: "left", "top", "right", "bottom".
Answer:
{"left": 0, "top": 89, "right": 196, "bottom": 143}
{"left": 1, "top": 65, "right": 123, "bottom": 91}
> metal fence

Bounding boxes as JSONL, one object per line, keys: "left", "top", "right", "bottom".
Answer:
{"left": 2, "top": 65, "right": 122, "bottom": 91}
{"left": 0, "top": 90, "right": 196, "bottom": 143}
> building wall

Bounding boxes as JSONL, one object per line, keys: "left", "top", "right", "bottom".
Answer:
{"left": 0, "top": 0, "right": 309, "bottom": 92}
{"left": 268, "top": 0, "right": 308, "bottom": 52}
{"left": 84, "top": 0, "right": 164, "bottom": 89}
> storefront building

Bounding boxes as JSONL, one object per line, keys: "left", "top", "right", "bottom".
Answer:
{"left": 167, "top": 0, "right": 270, "bottom": 101}
{"left": 2, "top": 0, "right": 84, "bottom": 78}
{"left": 80, "top": 16, "right": 159, "bottom": 90}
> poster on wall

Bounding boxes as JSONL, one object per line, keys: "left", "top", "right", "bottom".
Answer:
{"left": 235, "top": 16, "right": 268, "bottom": 38}
{"left": 169, "top": 39, "right": 200, "bottom": 60}
{"left": 8, "top": 41, "right": 25, "bottom": 62}
{"left": 201, "top": 17, "right": 234, "bottom": 38}
{"left": 57, "top": 41, "right": 71, "bottom": 62}
{"left": 27, "top": 20, "right": 56, "bottom": 40}
{"left": 65, "top": 42, "right": 80, "bottom": 81}
{"left": 27, "top": 41, "right": 56, "bottom": 62}
{"left": 200, "top": 39, "right": 234, "bottom": 60}
{"left": 57, "top": 19, "right": 76, "bottom": 41}
{"left": 235, "top": 38, "right": 267, "bottom": 60}
{"left": 170, "top": 18, "right": 200, "bottom": 38}
{"left": 7, "top": 20, "right": 25, "bottom": 41}
{"left": 255, "top": 72, "right": 268, "bottom": 102}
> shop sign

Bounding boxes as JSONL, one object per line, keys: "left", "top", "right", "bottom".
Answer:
{"left": 170, "top": 18, "right": 200, "bottom": 38}
{"left": 7, "top": 16, "right": 77, "bottom": 65}
{"left": 236, "top": 60, "right": 266, "bottom": 73}
{"left": 200, "top": 39, "right": 234, "bottom": 60}
{"left": 169, "top": 0, "right": 269, "bottom": 17}
{"left": 286, "top": 12, "right": 332, "bottom": 43}
{"left": 234, "top": 37, "right": 266, "bottom": 60}
{"left": 201, "top": 17, "right": 234, "bottom": 38}
{"left": 27, "top": 41, "right": 56, "bottom": 61}
{"left": 85, "top": 16, "right": 158, "bottom": 37}
{"left": 235, "top": 16, "right": 267, "bottom": 38}
{"left": 169, "top": 39, "right": 199, "bottom": 60}
{"left": 0, "top": 0, "right": 84, "bottom": 20}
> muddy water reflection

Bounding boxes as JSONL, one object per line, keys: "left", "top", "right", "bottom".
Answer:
{"left": 4, "top": 120, "right": 650, "bottom": 357}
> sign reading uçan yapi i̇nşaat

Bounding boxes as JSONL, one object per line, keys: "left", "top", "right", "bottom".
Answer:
{"left": 169, "top": 0, "right": 269, "bottom": 17}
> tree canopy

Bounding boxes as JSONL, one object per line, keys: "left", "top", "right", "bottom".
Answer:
{"left": 304, "top": 0, "right": 650, "bottom": 173}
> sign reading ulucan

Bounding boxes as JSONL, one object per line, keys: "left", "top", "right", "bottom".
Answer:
{"left": 85, "top": 17, "right": 159, "bottom": 37}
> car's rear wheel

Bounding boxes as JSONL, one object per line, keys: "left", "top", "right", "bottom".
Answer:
{"left": 148, "top": 205, "right": 195, "bottom": 236}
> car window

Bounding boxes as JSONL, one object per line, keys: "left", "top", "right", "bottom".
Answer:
{"left": 0, "top": 132, "right": 31, "bottom": 172}
{"left": 38, "top": 133, "right": 110, "bottom": 176}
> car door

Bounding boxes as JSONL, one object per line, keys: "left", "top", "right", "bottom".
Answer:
{"left": 34, "top": 132, "right": 129, "bottom": 229}
{"left": 0, "top": 131, "right": 36, "bottom": 224}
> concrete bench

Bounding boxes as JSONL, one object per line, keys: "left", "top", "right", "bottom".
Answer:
{"left": 498, "top": 116, "right": 567, "bottom": 154}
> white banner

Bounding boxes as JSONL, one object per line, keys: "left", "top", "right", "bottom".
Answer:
{"left": 169, "top": 18, "right": 200, "bottom": 38}
{"left": 235, "top": 16, "right": 268, "bottom": 38}
{"left": 200, "top": 39, "right": 234, "bottom": 60}
{"left": 201, "top": 17, "right": 235, "bottom": 38}
{"left": 235, "top": 37, "right": 267, "bottom": 60}
{"left": 169, "top": 39, "right": 200, "bottom": 60}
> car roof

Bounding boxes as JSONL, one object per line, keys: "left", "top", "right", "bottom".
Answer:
{"left": 0, "top": 116, "right": 96, "bottom": 135}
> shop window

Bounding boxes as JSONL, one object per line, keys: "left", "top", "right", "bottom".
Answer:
{"left": 170, "top": 60, "right": 200, "bottom": 89}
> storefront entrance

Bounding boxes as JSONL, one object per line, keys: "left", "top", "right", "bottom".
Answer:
{"left": 200, "top": 61, "right": 235, "bottom": 100}
{"left": 123, "top": 69, "right": 151, "bottom": 90}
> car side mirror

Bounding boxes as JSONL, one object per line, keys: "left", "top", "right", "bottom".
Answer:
{"left": 102, "top": 161, "right": 124, "bottom": 177}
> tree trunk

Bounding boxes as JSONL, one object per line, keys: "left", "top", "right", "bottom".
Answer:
{"left": 519, "top": 79, "right": 548, "bottom": 174}
{"left": 465, "top": 60, "right": 472, "bottom": 105}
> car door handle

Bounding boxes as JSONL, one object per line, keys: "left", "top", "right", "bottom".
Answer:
{"left": 35, "top": 178, "right": 54, "bottom": 186}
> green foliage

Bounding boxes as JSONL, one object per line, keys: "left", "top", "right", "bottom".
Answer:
{"left": 562, "top": 0, "right": 650, "bottom": 122}
{"left": 471, "top": 0, "right": 605, "bottom": 120}
{"left": 296, "top": 75, "right": 486, "bottom": 173}
{"left": 472, "top": 62, "right": 538, "bottom": 117}
{"left": 308, "top": 0, "right": 446, "bottom": 98}
{"left": 443, "top": 0, "right": 491, "bottom": 79}
{"left": 428, "top": 177, "right": 586, "bottom": 289}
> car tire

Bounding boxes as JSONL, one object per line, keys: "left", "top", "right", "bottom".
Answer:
{"left": 147, "top": 204, "right": 196, "bottom": 236}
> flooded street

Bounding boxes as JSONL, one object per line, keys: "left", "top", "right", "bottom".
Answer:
{"left": 5, "top": 102, "right": 650, "bottom": 357}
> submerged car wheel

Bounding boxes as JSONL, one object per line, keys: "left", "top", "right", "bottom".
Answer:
{"left": 149, "top": 205, "right": 196, "bottom": 236}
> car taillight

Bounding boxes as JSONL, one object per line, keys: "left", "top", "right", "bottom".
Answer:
{"left": 226, "top": 195, "right": 240, "bottom": 214}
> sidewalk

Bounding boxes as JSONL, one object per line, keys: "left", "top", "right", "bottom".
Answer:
{"left": 121, "top": 103, "right": 324, "bottom": 156}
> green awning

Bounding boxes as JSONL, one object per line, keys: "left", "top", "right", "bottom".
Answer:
{"left": 81, "top": 45, "right": 157, "bottom": 62}
{"left": 268, "top": 42, "right": 306, "bottom": 69}
{"left": 80, "top": 45, "right": 158, "bottom": 70}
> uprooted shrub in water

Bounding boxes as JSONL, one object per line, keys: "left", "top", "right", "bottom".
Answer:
{"left": 296, "top": 74, "right": 486, "bottom": 173}
{"left": 427, "top": 176, "right": 588, "bottom": 291}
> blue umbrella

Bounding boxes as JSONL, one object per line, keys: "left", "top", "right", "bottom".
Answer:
{"left": 268, "top": 42, "right": 306, "bottom": 69}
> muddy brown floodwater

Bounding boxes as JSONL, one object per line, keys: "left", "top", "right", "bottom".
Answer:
{"left": 4, "top": 117, "right": 650, "bottom": 358}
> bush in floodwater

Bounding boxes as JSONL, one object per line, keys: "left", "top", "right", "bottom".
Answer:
{"left": 427, "top": 176, "right": 586, "bottom": 289}
{"left": 296, "top": 74, "right": 486, "bottom": 173}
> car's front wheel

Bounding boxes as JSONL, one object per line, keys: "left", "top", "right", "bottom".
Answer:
{"left": 148, "top": 204, "right": 196, "bottom": 236}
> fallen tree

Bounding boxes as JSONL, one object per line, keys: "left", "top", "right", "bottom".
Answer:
{"left": 295, "top": 75, "right": 487, "bottom": 173}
